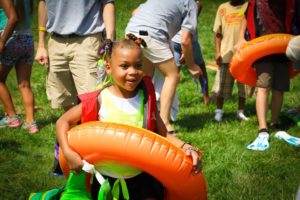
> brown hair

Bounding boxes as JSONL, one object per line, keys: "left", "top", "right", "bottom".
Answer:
{"left": 15, "top": 0, "right": 33, "bottom": 24}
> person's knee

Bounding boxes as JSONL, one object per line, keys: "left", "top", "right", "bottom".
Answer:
{"left": 271, "top": 89, "right": 284, "bottom": 96}
{"left": 257, "top": 87, "right": 270, "bottom": 95}
{"left": 18, "top": 80, "right": 30, "bottom": 90}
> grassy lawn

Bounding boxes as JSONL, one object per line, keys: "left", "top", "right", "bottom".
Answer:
{"left": 1, "top": 0, "right": 300, "bottom": 199}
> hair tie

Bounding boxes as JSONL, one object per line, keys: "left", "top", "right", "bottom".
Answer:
{"left": 125, "top": 33, "right": 147, "bottom": 48}
{"left": 99, "top": 40, "right": 113, "bottom": 58}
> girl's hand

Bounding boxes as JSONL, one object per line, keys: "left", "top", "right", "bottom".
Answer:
{"left": 64, "top": 149, "right": 84, "bottom": 174}
{"left": 183, "top": 146, "right": 203, "bottom": 175}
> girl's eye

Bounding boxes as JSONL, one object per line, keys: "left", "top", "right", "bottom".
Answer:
{"left": 120, "top": 64, "right": 128, "bottom": 69}
{"left": 135, "top": 64, "right": 143, "bottom": 69}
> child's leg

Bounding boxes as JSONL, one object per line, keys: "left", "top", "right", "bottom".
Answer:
{"left": 15, "top": 62, "right": 35, "bottom": 123}
{"left": 238, "top": 97, "right": 246, "bottom": 110}
{"left": 216, "top": 97, "right": 224, "bottom": 109}
{"left": 210, "top": 69, "right": 220, "bottom": 103}
{"left": 256, "top": 87, "right": 269, "bottom": 129}
{"left": 237, "top": 83, "right": 246, "bottom": 110}
{"left": 270, "top": 89, "right": 284, "bottom": 125}
{"left": 236, "top": 83, "right": 249, "bottom": 121}
{"left": 0, "top": 64, "right": 17, "bottom": 117}
{"left": 214, "top": 64, "right": 228, "bottom": 121}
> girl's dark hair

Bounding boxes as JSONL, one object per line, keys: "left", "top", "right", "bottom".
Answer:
{"left": 15, "top": 0, "right": 33, "bottom": 23}
{"left": 99, "top": 34, "right": 147, "bottom": 59}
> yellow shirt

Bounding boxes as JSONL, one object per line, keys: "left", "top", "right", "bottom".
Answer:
{"left": 97, "top": 88, "right": 145, "bottom": 178}
{"left": 213, "top": 2, "right": 248, "bottom": 63}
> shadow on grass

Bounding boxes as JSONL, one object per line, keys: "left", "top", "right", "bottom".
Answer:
{"left": 38, "top": 117, "right": 60, "bottom": 129}
{"left": 175, "top": 111, "right": 214, "bottom": 131}
{"left": 0, "top": 139, "right": 25, "bottom": 155}
{"left": 175, "top": 96, "right": 257, "bottom": 132}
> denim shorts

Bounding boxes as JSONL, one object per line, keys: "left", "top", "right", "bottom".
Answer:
{"left": 172, "top": 40, "right": 205, "bottom": 68}
{"left": 0, "top": 33, "right": 34, "bottom": 67}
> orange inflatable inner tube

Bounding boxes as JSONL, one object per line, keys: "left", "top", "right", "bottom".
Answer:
{"left": 59, "top": 121, "right": 207, "bottom": 200}
{"left": 230, "top": 34, "right": 300, "bottom": 87}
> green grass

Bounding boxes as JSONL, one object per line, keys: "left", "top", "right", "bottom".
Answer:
{"left": 1, "top": 0, "right": 300, "bottom": 199}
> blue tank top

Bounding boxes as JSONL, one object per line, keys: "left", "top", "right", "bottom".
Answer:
{"left": 0, "top": 9, "right": 7, "bottom": 30}
{"left": 0, "top": 0, "right": 31, "bottom": 31}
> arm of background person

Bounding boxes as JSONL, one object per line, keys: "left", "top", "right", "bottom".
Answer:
{"left": 103, "top": 2, "right": 115, "bottom": 40}
{"left": 181, "top": 29, "right": 202, "bottom": 78}
{"left": 35, "top": 0, "right": 49, "bottom": 67}
{"left": 214, "top": 31, "right": 222, "bottom": 65}
{"left": 0, "top": 0, "right": 17, "bottom": 54}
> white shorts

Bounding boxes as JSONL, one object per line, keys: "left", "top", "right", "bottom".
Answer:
{"left": 126, "top": 32, "right": 173, "bottom": 63}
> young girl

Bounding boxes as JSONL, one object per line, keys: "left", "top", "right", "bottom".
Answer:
{"left": 0, "top": 0, "right": 38, "bottom": 133}
{"left": 56, "top": 38, "right": 202, "bottom": 199}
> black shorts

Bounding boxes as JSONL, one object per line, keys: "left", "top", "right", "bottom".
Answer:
{"left": 91, "top": 172, "right": 164, "bottom": 200}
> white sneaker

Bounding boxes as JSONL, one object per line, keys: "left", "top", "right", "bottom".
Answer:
{"left": 214, "top": 109, "right": 223, "bottom": 122}
{"left": 237, "top": 110, "right": 249, "bottom": 121}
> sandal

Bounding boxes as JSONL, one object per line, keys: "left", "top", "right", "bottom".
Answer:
{"left": 275, "top": 131, "right": 300, "bottom": 147}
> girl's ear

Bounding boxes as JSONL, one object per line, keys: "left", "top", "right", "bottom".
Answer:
{"left": 105, "top": 60, "right": 112, "bottom": 75}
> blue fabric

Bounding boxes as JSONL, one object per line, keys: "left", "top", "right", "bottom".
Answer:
{"left": 171, "top": 40, "right": 205, "bottom": 68}
{"left": 0, "top": 9, "right": 8, "bottom": 30}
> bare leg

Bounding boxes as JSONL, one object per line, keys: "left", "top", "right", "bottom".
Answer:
{"left": 15, "top": 61, "right": 35, "bottom": 123}
{"left": 0, "top": 64, "right": 17, "bottom": 118}
{"left": 155, "top": 59, "right": 180, "bottom": 132}
{"left": 256, "top": 87, "right": 270, "bottom": 130}
{"left": 198, "top": 64, "right": 209, "bottom": 105}
{"left": 238, "top": 97, "right": 246, "bottom": 110}
{"left": 210, "top": 68, "right": 220, "bottom": 103}
{"left": 142, "top": 57, "right": 155, "bottom": 77}
{"left": 216, "top": 97, "right": 224, "bottom": 109}
{"left": 270, "top": 89, "right": 284, "bottom": 124}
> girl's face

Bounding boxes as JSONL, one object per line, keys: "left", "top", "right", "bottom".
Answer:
{"left": 106, "top": 47, "right": 144, "bottom": 98}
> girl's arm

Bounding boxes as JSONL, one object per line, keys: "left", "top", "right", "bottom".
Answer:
{"left": 56, "top": 104, "right": 83, "bottom": 173}
{"left": 0, "top": 0, "right": 17, "bottom": 54}
{"left": 155, "top": 113, "right": 202, "bottom": 174}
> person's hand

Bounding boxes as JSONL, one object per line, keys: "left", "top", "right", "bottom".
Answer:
{"left": 64, "top": 149, "right": 83, "bottom": 174}
{"left": 234, "top": 38, "right": 247, "bottom": 51}
{"left": 179, "top": 54, "right": 185, "bottom": 64}
{"left": 215, "top": 53, "right": 222, "bottom": 65}
{"left": 188, "top": 64, "right": 202, "bottom": 79}
{"left": 183, "top": 146, "right": 203, "bottom": 175}
{"left": 35, "top": 47, "right": 49, "bottom": 67}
